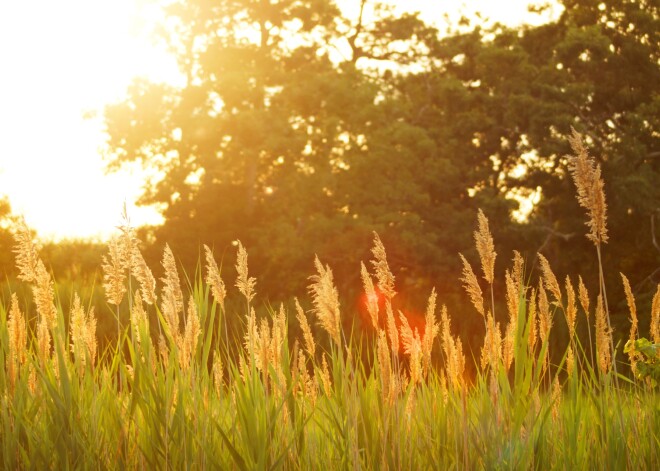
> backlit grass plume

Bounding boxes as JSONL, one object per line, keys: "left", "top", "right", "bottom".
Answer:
{"left": 308, "top": 256, "right": 342, "bottom": 348}
{"left": 235, "top": 240, "right": 256, "bottom": 306}
{"left": 567, "top": 128, "right": 608, "bottom": 246}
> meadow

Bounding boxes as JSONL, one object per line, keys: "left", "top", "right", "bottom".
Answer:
{"left": 1, "top": 130, "right": 658, "bottom": 469}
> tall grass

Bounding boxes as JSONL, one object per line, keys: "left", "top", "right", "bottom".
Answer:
{"left": 0, "top": 131, "right": 659, "bottom": 469}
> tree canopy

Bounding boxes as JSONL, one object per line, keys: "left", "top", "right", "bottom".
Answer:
{"left": 102, "top": 0, "right": 659, "bottom": 336}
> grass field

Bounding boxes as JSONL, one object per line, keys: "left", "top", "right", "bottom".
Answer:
{"left": 1, "top": 131, "right": 658, "bottom": 469}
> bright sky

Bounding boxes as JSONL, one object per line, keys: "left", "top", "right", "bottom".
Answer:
{"left": 0, "top": 0, "right": 561, "bottom": 241}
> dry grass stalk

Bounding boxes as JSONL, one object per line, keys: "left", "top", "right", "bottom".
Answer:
{"left": 538, "top": 254, "right": 562, "bottom": 305}
{"left": 595, "top": 294, "right": 612, "bottom": 374}
{"left": 650, "top": 284, "right": 660, "bottom": 344}
{"left": 565, "top": 277, "right": 577, "bottom": 339}
{"left": 103, "top": 237, "right": 127, "bottom": 307}
{"left": 308, "top": 256, "right": 342, "bottom": 348}
{"left": 203, "top": 245, "right": 226, "bottom": 311}
{"left": 360, "top": 262, "right": 379, "bottom": 329}
{"left": 161, "top": 244, "right": 184, "bottom": 337}
{"left": 566, "top": 346, "right": 575, "bottom": 378}
{"left": 7, "top": 293, "right": 27, "bottom": 390}
{"left": 421, "top": 288, "right": 439, "bottom": 377}
{"left": 297, "top": 349, "right": 317, "bottom": 404}
{"left": 459, "top": 254, "right": 485, "bottom": 317}
{"left": 235, "top": 241, "right": 256, "bottom": 305}
{"left": 295, "top": 298, "right": 315, "bottom": 359}
{"left": 370, "top": 232, "right": 396, "bottom": 300}
{"left": 475, "top": 209, "right": 496, "bottom": 284}
{"left": 567, "top": 128, "right": 608, "bottom": 245}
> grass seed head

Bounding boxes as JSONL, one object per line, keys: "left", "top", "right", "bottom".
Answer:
{"left": 235, "top": 240, "right": 256, "bottom": 305}
{"left": 204, "top": 244, "right": 226, "bottom": 311}
{"left": 370, "top": 232, "right": 396, "bottom": 300}
{"left": 459, "top": 253, "right": 485, "bottom": 317}
{"left": 475, "top": 209, "right": 496, "bottom": 284}
{"left": 567, "top": 128, "right": 608, "bottom": 245}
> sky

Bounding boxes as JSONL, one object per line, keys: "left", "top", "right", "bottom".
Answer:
{"left": 0, "top": 0, "right": 562, "bottom": 241}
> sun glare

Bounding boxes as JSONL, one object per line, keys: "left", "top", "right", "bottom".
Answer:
{"left": 0, "top": 0, "right": 560, "bottom": 241}
{"left": 0, "top": 0, "right": 177, "bottom": 240}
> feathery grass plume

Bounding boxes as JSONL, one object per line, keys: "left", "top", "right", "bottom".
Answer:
{"left": 480, "top": 312, "right": 502, "bottom": 371}
{"left": 475, "top": 209, "right": 496, "bottom": 284}
{"left": 235, "top": 240, "right": 256, "bottom": 305}
{"left": 33, "top": 261, "right": 58, "bottom": 329}
{"left": 385, "top": 301, "right": 399, "bottom": 355}
{"left": 131, "top": 247, "right": 157, "bottom": 305}
{"left": 595, "top": 294, "right": 611, "bottom": 374}
{"left": 567, "top": 128, "right": 608, "bottom": 245}
{"left": 203, "top": 244, "right": 227, "bottom": 311}
{"left": 566, "top": 345, "right": 575, "bottom": 378}
{"left": 377, "top": 329, "right": 393, "bottom": 403}
{"left": 161, "top": 244, "right": 184, "bottom": 337}
{"left": 398, "top": 312, "right": 423, "bottom": 385}
{"left": 538, "top": 254, "right": 562, "bottom": 305}
{"left": 360, "top": 261, "right": 379, "bottom": 329}
{"left": 421, "top": 288, "right": 439, "bottom": 377}
{"left": 620, "top": 273, "right": 638, "bottom": 348}
{"left": 297, "top": 349, "right": 317, "bottom": 404}
{"left": 650, "top": 284, "right": 660, "bottom": 343}
{"left": 7, "top": 293, "right": 27, "bottom": 391}
{"left": 565, "top": 277, "right": 577, "bottom": 339}
{"left": 181, "top": 296, "right": 201, "bottom": 371}
{"left": 295, "top": 298, "right": 315, "bottom": 359}
{"left": 103, "top": 236, "right": 127, "bottom": 307}
{"left": 399, "top": 311, "right": 414, "bottom": 355}
{"left": 308, "top": 256, "right": 342, "bottom": 347}
{"left": 440, "top": 306, "right": 465, "bottom": 390}
{"left": 319, "top": 353, "right": 332, "bottom": 397}
{"left": 13, "top": 219, "right": 40, "bottom": 282}
{"left": 459, "top": 253, "right": 484, "bottom": 317}
{"left": 370, "top": 232, "right": 396, "bottom": 300}
{"left": 118, "top": 204, "right": 137, "bottom": 269}
{"left": 578, "top": 275, "right": 590, "bottom": 320}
